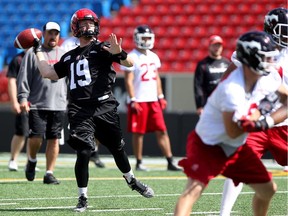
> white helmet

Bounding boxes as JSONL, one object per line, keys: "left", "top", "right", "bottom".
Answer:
{"left": 133, "top": 25, "right": 155, "bottom": 50}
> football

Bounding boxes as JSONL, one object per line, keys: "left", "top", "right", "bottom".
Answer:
{"left": 14, "top": 28, "right": 42, "bottom": 49}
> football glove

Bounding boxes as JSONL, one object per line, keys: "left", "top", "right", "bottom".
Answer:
{"left": 258, "top": 92, "right": 279, "bottom": 115}
{"left": 33, "top": 38, "right": 42, "bottom": 54}
{"left": 159, "top": 98, "right": 167, "bottom": 110}
{"left": 130, "top": 101, "right": 142, "bottom": 114}
{"left": 237, "top": 116, "right": 274, "bottom": 132}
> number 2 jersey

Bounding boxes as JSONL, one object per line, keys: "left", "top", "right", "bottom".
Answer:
{"left": 120, "top": 49, "right": 161, "bottom": 103}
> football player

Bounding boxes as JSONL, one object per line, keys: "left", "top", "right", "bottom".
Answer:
{"left": 33, "top": 8, "right": 154, "bottom": 212}
{"left": 220, "top": 7, "right": 288, "bottom": 216}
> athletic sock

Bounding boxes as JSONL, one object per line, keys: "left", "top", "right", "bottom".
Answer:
{"left": 123, "top": 170, "right": 135, "bottom": 183}
{"left": 220, "top": 178, "right": 243, "bottom": 216}
{"left": 78, "top": 187, "right": 88, "bottom": 198}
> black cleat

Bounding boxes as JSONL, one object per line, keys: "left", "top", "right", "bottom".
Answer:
{"left": 25, "top": 160, "right": 37, "bottom": 181}
{"left": 93, "top": 158, "right": 105, "bottom": 168}
{"left": 124, "top": 176, "right": 154, "bottom": 198}
{"left": 74, "top": 195, "right": 87, "bottom": 212}
{"left": 43, "top": 173, "right": 60, "bottom": 184}
{"left": 167, "top": 163, "right": 182, "bottom": 171}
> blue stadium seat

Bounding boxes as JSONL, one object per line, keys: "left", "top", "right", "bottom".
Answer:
{"left": 0, "top": 0, "right": 131, "bottom": 69}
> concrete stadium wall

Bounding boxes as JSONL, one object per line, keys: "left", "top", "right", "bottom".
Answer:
{"left": 0, "top": 110, "right": 198, "bottom": 157}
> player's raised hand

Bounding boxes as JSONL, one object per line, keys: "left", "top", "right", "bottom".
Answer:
{"left": 103, "top": 33, "right": 122, "bottom": 54}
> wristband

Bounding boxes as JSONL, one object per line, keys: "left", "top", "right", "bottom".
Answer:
{"left": 130, "top": 97, "right": 136, "bottom": 102}
{"left": 265, "top": 116, "right": 274, "bottom": 128}
{"left": 114, "top": 50, "right": 128, "bottom": 60}
{"left": 158, "top": 94, "right": 164, "bottom": 99}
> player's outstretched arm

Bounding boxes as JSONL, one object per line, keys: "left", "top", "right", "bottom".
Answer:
{"left": 103, "top": 33, "right": 133, "bottom": 67}
{"left": 33, "top": 39, "right": 59, "bottom": 80}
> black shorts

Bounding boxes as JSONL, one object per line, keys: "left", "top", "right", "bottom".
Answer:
{"left": 29, "top": 110, "right": 65, "bottom": 139}
{"left": 68, "top": 105, "right": 124, "bottom": 152}
{"left": 14, "top": 112, "right": 29, "bottom": 136}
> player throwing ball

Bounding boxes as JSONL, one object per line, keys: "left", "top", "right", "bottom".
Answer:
{"left": 33, "top": 8, "right": 154, "bottom": 212}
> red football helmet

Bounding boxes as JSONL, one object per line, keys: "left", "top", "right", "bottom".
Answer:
{"left": 71, "top": 8, "right": 100, "bottom": 38}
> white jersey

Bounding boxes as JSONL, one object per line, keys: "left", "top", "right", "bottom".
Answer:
{"left": 231, "top": 49, "right": 288, "bottom": 127}
{"left": 120, "top": 49, "right": 161, "bottom": 102}
{"left": 196, "top": 66, "right": 281, "bottom": 151}
{"left": 274, "top": 47, "right": 288, "bottom": 126}
{"left": 60, "top": 36, "right": 79, "bottom": 52}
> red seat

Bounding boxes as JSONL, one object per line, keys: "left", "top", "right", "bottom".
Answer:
{"left": 203, "top": 14, "right": 215, "bottom": 25}
{"left": 223, "top": 3, "right": 237, "bottom": 14}
{"left": 175, "top": 15, "right": 188, "bottom": 25}
{"left": 148, "top": 15, "right": 162, "bottom": 27}
{"left": 182, "top": 4, "right": 195, "bottom": 14}
{"left": 154, "top": 49, "right": 165, "bottom": 59}
{"left": 156, "top": 4, "right": 169, "bottom": 15}
{"left": 211, "top": 4, "right": 222, "bottom": 14}
{"left": 195, "top": 4, "right": 209, "bottom": 14}
{"left": 161, "top": 15, "right": 175, "bottom": 26}
{"left": 178, "top": 49, "right": 191, "bottom": 61}
{"left": 180, "top": 26, "right": 194, "bottom": 37}
{"left": 134, "top": 16, "right": 148, "bottom": 26}
{"left": 159, "top": 61, "right": 171, "bottom": 72}
{"left": 169, "top": 4, "right": 183, "bottom": 15}
{"left": 186, "top": 38, "right": 201, "bottom": 49}
{"left": 142, "top": 4, "right": 157, "bottom": 15}
{"left": 173, "top": 38, "right": 187, "bottom": 49}
{"left": 118, "top": 6, "right": 132, "bottom": 16}
{"left": 158, "top": 37, "right": 171, "bottom": 49}
{"left": 167, "top": 26, "right": 181, "bottom": 37}
{"left": 153, "top": 26, "right": 166, "bottom": 37}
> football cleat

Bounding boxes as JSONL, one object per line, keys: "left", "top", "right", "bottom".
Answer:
{"left": 124, "top": 176, "right": 154, "bottom": 198}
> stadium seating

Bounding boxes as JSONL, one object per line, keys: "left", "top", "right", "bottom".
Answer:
{"left": 0, "top": 0, "right": 286, "bottom": 102}
{"left": 103, "top": 0, "right": 284, "bottom": 72}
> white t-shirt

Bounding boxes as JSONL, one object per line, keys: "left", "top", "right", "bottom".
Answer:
{"left": 196, "top": 66, "right": 281, "bottom": 150}
{"left": 120, "top": 49, "right": 161, "bottom": 102}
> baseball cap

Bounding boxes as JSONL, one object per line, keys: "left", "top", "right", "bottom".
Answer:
{"left": 209, "top": 35, "right": 223, "bottom": 45}
{"left": 43, "top": 22, "right": 60, "bottom": 32}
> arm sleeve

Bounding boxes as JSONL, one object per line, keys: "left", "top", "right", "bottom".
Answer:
{"left": 17, "top": 51, "right": 35, "bottom": 103}
{"left": 194, "top": 62, "right": 206, "bottom": 109}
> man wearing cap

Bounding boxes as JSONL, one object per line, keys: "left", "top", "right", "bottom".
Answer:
{"left": 17, "top": 22, "right": 67, "bottom": 184}
{"left": 194, "top": 35, "right": 230, "bottom": 115}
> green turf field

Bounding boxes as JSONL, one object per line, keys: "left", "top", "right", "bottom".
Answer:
{"left": 0, "top": 153, "right": 287, "bottom": 215}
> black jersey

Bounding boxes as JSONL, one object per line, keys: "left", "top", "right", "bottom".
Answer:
{"left": 194, "top": 56, "right": 230, "bottom": 109}
{"left": 54, "top": 41, "right": 121, "bottom": 103}
{"left": 6, "top": 52, "right": 25, "bottom": 78}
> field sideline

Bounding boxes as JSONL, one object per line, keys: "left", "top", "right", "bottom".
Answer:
{"left": 0, "top": 153, "right": 287, "bottom": 216}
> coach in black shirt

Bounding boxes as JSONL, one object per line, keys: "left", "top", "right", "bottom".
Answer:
{"left": 194, "top": 35, "right": 230, "bottom": 115}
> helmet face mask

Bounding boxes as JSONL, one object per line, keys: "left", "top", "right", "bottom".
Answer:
{"left": 236, "top": 31, "right": 279, "bottom": 76}
{"left": 134, "top": 25, "right": 155, "bottom": 50}
{"left": 71, "top": 8, "right": 100, "bottom": 38}
{"left": 264, "top": 7, "right": 288, "bottom": 48}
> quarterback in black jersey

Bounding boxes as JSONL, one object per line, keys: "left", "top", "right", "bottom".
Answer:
{"left": 34, "top": 8, "right": 154, "bottom": 212}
